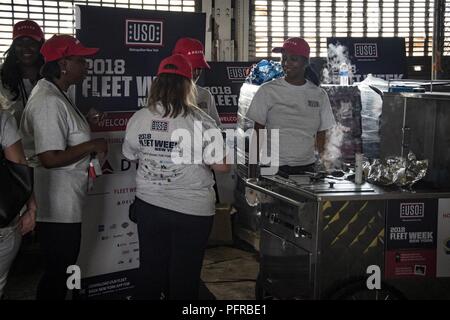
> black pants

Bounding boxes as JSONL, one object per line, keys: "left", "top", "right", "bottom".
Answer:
{"left": 36, "top": 222, "right": 81, "bottom": 300}
{"left": 134, "top": 198, "right": 213, "bottom": 300}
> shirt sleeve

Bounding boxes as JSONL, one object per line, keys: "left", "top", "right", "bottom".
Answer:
{"left": 67, "top": 85, "right": 76, "bottom": 104}
{"left": 122, "top": 114, "right": 139, "bottom": 161}
{"left": 200, "top": 114, "right": 226, "bottom": 164}
{"left": 245, "top": 85, "right": 269, "bottom": 126}
{"left": 207, "top": 91, "right": 222, "bottom": 128}
{"left": 31, "top": 97, "right": 69, "bottom": 155}
{"left": 318, "top": 89, "right": 336, "bottom": 132}
{"left": 0, "top": 112, "right": 21, "bottom": 149}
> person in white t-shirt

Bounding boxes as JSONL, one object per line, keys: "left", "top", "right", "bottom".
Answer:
{"left": 172, "top": 38, "right": 222, "bottom": 127}
{"left": 21, "top": 35, "right": 108, "bottom": 300}
{"left": 246, "top": 37, "right": 336, "bottom": 175}
{"left": 123, "top": 54, "right": 229, "bottom": 300}
{"left": 0, "top": 20, "right": 45, "bottom": 124}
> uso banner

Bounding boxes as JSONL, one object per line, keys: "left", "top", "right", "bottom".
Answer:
{"left": 202, "top": 62, "right": 252, "bottom": 129}
{"left": 385, "top": 199, "right": 438, "bottom": 279}
{"left": 327, "top": 37, "right": 407, "bottom": 83}
{"left": 74, "top": 5, "right": 206, "bottom": 299}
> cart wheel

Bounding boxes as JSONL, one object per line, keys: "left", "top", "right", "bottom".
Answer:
{"left": 255, "top": 273, "right": 274, "bottom": 300}
{"left": 329, "top": 280, "right": 406, "bottom": 300}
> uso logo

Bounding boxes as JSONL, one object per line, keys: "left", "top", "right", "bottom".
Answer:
{"left": 354, "top": 43, "right": 378, "bottom": 58}
{"left": 226, "top": 66, "right": 251, "bottom": 80}
{"left": 125, "top": 19, "right": 163, "bottom": 46}
{"left": 400, "top": 203, "right": 425, "bottom": 219}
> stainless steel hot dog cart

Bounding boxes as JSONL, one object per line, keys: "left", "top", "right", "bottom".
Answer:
{"left": 235, "top": 84, "right": 450, "bottom": 299}
{"left": 245, "top": 174, "right": 450, "bottom": 300}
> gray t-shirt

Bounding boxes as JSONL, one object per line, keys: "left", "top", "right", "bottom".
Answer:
{"left": 20, "top": 79, "right": 91, "bottom": 223}
{"left": 246, "top": 78, "right": 336, "bottom": 166}
{"left": 196, "top": 85, "right": 222, "bottom": 128}
{"left": 123, "top": 104, "right": 220, "bottom": 216}
{"left": 0, "top": 111, "right": 21, "bottom": 150}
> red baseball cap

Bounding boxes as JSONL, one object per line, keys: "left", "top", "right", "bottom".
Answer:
{"left": 40, "top": 34, "right": 99, "bottom": 62}
{"left": 13, "top": 20, "right": 44, "bottom": 42}
{"left": 272, "top": 37, "right": 310, "bottom": 59}
{"left": 172, "top": 38, "right": 210, "bottom": 69}
{"left": 157, "top": 54, "right": 192, "bottom": 80}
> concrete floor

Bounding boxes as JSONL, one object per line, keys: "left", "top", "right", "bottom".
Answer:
{"left": 3, "top": 236, "right": 259, "bottom": 300}
{"left": 202, "top": 246, "right": 259, "bottom": 300}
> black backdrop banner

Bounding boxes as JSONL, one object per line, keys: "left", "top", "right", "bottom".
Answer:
{"left": 76, "top": 5, "right": 206, "bottom": 114}
{"left": 327, "top": 37, "right": 407, "bottom": 83}
{"left": 202, "top": 62, "right": 252, "bottom": 128}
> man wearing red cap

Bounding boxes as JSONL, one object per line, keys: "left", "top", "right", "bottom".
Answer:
{"left": 0, "top": 20, "right": 45, "bottom": 123}
{"left": 172, "top": 38, "right": 222, "bottom": 127}
{"left": 246, "top": 37, "right": 335, "bottom": 175}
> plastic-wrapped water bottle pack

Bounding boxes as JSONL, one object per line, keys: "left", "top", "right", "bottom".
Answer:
{"left": 245, "top": 59, "right": 285, "bottom": 85}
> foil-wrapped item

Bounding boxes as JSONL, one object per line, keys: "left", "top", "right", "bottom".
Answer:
{"left": 363, "top": 152, "right": 428, "bottom": 188}
{"left": 246, "top": 59, "right": 284, "bottom": 85}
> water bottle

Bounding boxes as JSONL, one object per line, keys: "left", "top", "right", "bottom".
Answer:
{"left": 339, "top": 62, "right": 349, "bottom": 86}
{"left": 354, "top": 153, "right": 363, "bottom": 185}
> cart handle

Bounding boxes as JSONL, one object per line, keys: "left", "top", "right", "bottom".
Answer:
{"left": 245, "top": 179, "right": 304, "bottom": 207}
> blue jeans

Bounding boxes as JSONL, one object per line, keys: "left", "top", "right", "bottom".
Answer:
{"left": 0, "top": 223, "right": 21, "bottom": 298}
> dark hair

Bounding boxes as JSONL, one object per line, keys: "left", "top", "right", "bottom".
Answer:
{"left": 0, "top": 39, "right": 44, "bottom": 100}
{"left": 40, "top": 61, "right": 61, "bottom": 80}
{"left": 147, "top": 73, "right": 196, "bottom": 118}
{"left": 305, "top": 65, "right": 320, "bottom": 86}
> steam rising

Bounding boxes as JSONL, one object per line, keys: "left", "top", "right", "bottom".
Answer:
{"left": 323, "top": 43, "right": 354, "bottom": 84}
{"left": 322, "top": 120, "right": 350, "bottom": 170}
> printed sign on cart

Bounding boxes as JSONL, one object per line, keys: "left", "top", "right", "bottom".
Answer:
{"left": 437, "top": 199, "right": 450, "bottom": 277}
{"left": 385, "top": 199, "right": 438, "bottom": 278}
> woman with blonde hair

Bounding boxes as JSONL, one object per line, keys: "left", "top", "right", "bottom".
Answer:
{"left": 123, "top": 54, "right": 229, "bottom": 300}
